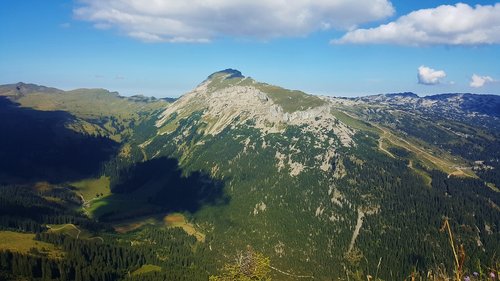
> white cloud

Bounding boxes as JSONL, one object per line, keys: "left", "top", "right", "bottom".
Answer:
{"left": 417, "top": 66, "right": 446, "bottom": 85}
{"left": 332, "top": 3, "right": 500, "bottom": 45}
{"left": 470, "top": 74, "right": 495, "bottom": 88}
{"left": 74, "top": 0, "right": 394, "bottom": 42}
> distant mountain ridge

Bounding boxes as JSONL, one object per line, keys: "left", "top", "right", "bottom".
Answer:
{"left": 0, "top": 82, "right": 64, "bottom": 96}
{"left": 360, "top": 91, "right": 500, "bottom": 113}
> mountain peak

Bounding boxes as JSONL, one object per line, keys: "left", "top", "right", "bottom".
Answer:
{"left": 207, "top": 69, "right": 244, "bottom": 80}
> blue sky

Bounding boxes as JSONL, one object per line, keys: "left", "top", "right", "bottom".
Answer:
{"left": 1, "top": 1, "right": 499, "bottom": 97}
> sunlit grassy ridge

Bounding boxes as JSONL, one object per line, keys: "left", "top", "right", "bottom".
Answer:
{"left": 17, "top": 89, "right": 166, "bottom": 119}
{"left": 3, "top": 87, "right": 168, "bottom": 142}
{"left": 254, "top": 83, "right": 326, "bottom": 113}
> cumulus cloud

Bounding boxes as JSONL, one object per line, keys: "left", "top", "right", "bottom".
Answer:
{"left": 74, "top": 0, "right": 394, "bottom": 42}
{"left": 417, "top": 66, "right": 446, "bottom": 85}
{"left": 470, "top": 74, "right": 495, "bottom": 88}
{"left": 332, "top": 3, "right": 500, "bottom": 45}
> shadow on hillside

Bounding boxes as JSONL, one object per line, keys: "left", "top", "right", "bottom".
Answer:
{"left": 95, "top": 157, "right": 229, "bottom": 221}
{"left": 0, "top": 97, "right": 119, "bottom": 184}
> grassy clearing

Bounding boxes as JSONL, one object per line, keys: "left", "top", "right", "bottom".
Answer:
{"left": 164, "top": 213, "right": 206, "bottom": 242}
{"left": 331, "top": 109, "right": 381, "bottom": 134}
{"left": 163, "top": 213, "right": 185, "bottom": 225}
{"left": 70, "top": 176, "right": 110, "bottom": 202}
{"left": 112, "top": 213, "right": 206, "bottom": 242}
{"left": 87, "top": 168, "right": 206, "bottom": 220}
{"left": 86, "top": 191, "right": 162, "bottom": 220}
{"left": 132, "top": 264, "right": 162, "bottom": 276}
{"left": 0, "top": 231, "right": 63, "bottom": 258}
{"left": 47, "top": 224, "right": 104, "bottom": 242}
{"left": 82, "top": 176, "right": 158, "bottom": 220}
{"left": 407, "top": 159, "right": 433, "bottom": 186}
{"left": 47, "top": 224, "right": 81, "bottom": 238}
{"left": 86, "top": 197, "right": 109, "bottom": 217}
{"left": 86, "top": 195, "right": 129, "bottom": 219}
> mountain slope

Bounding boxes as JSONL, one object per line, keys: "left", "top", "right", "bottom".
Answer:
{"left": 0, "top": 73, "right": 498, "bottom": 280}
{"left": 109, "top": 70, "right": 499, "bottom": 279}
